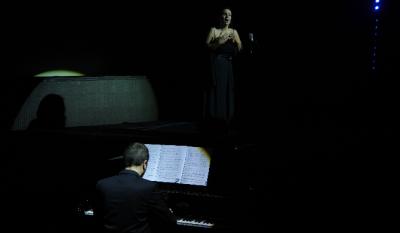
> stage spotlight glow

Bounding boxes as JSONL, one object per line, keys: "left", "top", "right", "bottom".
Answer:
{"left": 373, "top": 0, "right": 381, "bottom": 12}
{"left": 34, "top": 70, "right": 84, "bottom": 77}
{"left": 371, "top": 0, "right": 382, "bottom": 72}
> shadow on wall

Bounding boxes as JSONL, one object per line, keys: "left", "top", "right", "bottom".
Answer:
{"left": 12, "top": 76, "right": 159, "bottom": 130}
{"left": 27, "top": 94, "right": 66, "bottom": 130}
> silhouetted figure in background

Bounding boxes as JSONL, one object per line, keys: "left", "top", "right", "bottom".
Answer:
{"left": 28, "top": 94, "right": 66, "bottom": 130}
{"left": 204, "top": 7, "right": 242, "bottom": 129}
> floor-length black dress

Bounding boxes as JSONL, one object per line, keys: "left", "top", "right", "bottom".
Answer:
{"left": 206, "top": 40, "right": 237, "bottom": 123}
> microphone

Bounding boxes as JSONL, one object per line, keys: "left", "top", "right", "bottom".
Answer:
{"left": 249, "top": 32, "right": 254, "bottom": 42}
{"left": 248, "top": 32, "right": 255, "bottom": 55}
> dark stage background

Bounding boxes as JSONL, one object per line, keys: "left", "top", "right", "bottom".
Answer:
{"left": 2, "top": 0, "right": 387, "bottom": 126}
{"left": 1, "top": 0, "right": 399, "bottom": 232}
{"left": 2, "top": 1, "right": 398, "bottom": 126}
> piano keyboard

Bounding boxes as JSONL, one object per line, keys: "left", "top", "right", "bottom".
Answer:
{"left": 81, "top": 208, "right": 215, "bottom": 228}
{"left": 177, "top": 218, "right": 214, "bottom": 228}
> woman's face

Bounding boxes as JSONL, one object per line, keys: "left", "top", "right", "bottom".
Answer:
{"left": 221, "top": 9, "right": 232, "bottom": 26}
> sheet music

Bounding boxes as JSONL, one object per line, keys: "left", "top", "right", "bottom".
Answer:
{"left": 180, "top": 147, "right": 211, "bottom": 186}
{"left": 142, "top": 144, "right": 162, "bottom": 181}
{"left": 156, "top": 145, "right": 186, "bottom": 183}
{"left": 143, "top": 144, "right": 211, "bottom": 186}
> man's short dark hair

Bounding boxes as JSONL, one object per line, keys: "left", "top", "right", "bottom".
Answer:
{"left": 123, "top": 142, "right": 149, "bottom": 167}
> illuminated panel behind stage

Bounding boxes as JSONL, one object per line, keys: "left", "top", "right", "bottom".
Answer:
{"left": 12, "top": 76, "right": 158, "bottom": 130}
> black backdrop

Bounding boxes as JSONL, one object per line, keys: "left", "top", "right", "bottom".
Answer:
{"left": 2, "top": 0, "right": 381, "bottom": 126}
{"left": 1, "top": 1, "right": 399, "bottom": 232}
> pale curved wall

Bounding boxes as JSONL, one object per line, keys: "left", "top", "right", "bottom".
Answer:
{"left": 12, "top": 76, "right": 158, "bottom": 130}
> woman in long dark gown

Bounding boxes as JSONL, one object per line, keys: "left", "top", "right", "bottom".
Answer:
{"left": 205, "top": 8, "right": 242, "bottom": 126}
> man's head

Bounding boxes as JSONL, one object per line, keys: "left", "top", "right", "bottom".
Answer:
{"left": 123, "top": 142, "right": 149, "bottom": 176}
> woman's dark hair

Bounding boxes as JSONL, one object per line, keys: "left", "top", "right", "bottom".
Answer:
{"left": 216, "top": 6, "right": 235, "bottom": 28}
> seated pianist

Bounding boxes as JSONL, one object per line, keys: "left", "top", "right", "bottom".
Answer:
{"left": 91, "top": 142, "right": 221, "bottom": 233}
{"left": 94, "top": 142, "right": 177, "bottom": 233}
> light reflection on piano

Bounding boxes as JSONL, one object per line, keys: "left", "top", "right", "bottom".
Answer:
{"left": 177, "top": 218, "right": 214, "bottom": 228}
{"left": 81, "top": 206, "right": 215, "bottom": 229}
{"left": 157, "top": 183, "right": 230, "bottom": 231}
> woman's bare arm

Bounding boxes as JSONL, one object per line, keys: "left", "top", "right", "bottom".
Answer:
{"left": 233, "top": 29, "right": 242, "bottom": 51}
{"left": 206, "top": 27, "right": 231, "bottom": 50}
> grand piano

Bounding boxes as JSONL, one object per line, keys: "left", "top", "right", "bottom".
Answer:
{"left": 6, "top": 121, "right": 254, "bottom": 233}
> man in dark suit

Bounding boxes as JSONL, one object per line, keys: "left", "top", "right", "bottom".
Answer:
{"left": 95, "top": 142, "right": 177, "bottom": 233}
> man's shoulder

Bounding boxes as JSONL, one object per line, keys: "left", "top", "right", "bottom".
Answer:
{"left": 139, "top": 178, "right": 158, "bottom": 189}
{"left": 96, "top": 173, "right": 158, "bottom": 191}
{"left": 96, "top": 176, "right": 115, "bottom": 188}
